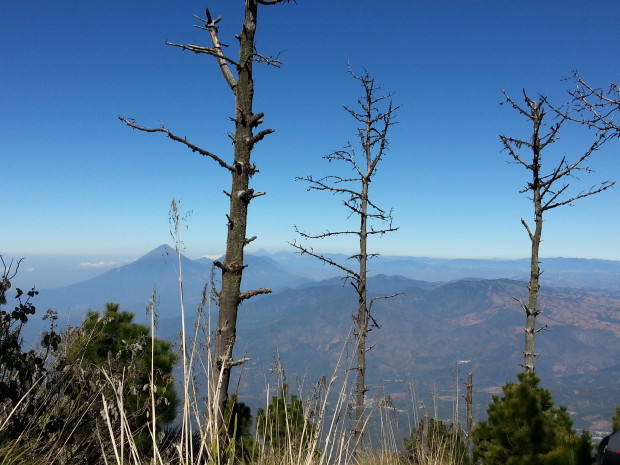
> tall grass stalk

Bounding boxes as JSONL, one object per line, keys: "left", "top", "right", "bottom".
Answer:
{"left": 169, "top": 199, "right": 193, "bottom": 463}
{"left": 147, "top": 291, "right": 164, "bottom": 465}
{"left": 100, "top": 369, "right": 141, "bottom": 465}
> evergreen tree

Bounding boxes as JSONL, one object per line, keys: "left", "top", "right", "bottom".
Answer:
{"left": 223, "top": 393, "right": 254, "bottom": 461}
{"left": 65, "top": 303, "right": 178, "bottom": 450}
{"left": 612, "top": 407, "right": 620, "bottom": 431}
{"left": 473, "top": 372, "right": 592, "bottom": 465}
{"left": 256, "top": 384, "right": 313, "bottom": 451}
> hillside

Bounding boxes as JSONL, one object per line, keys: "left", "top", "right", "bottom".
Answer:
{"left": 206, "top": 275, "right": 620, "bottom": 433}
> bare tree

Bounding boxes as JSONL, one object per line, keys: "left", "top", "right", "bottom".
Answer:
{"left": 119, "top": 0, "right": 293, "bottom": 440}
{"left": 291, "top": 70, "right": 401, "bottom": 449}
{"left": 500, "top": 90, "right": 615, "bottom": 373}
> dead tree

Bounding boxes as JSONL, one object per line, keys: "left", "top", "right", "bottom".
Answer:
{"left": 500, "top": 90, "right": 615, "bottom": 373}
{"left": 464, "top": 372, "right": 473, "bottom": 456}
{"left": 291, "top": 70, "right": 401, "bottom": 449}
{"left": 119, "top": 0, "right": 292, "bottom": 439}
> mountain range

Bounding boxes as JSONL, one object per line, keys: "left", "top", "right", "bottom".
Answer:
{"left": 17, "top": 244, "right": 620, "bottom": 435}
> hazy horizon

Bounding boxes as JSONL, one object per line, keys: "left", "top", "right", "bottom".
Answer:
{"left": 5, "top": 243, "right": 620, "bottom": 292}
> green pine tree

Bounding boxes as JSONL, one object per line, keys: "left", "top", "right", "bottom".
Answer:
{"left": 472, "top": 372, "right": 592, "bottom": 465}
{"left": 66, "top": 303, "right": 178, "bottom": 450}
{"left": 223, "top": 393, "right": 254, "bottom": 461}
{"left": 612, "top": 407, "right": 620, "bottom": 431}
{"left": 256, "top": 383, "right": 313, "bottom": 451}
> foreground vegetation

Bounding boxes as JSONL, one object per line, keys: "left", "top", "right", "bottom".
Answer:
{"left": 2, "top": 256, "right": 616, "bottom": 465}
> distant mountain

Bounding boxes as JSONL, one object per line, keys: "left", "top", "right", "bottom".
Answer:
{"left": 17, "top": 245, "right": 620, "bottom": 434}
{"left": 41, "top": 245, "right": 208, "bottom": 324}
{"left": 196, "top": 253, "right": 311, "bottom": 292}
{"left": 259, "top": 251, "right": 620, "bottom": 290}
{"left": 33, "top": 245, "right": 311, "bottom": 329}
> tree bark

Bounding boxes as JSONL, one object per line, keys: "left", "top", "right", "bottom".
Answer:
{"left": 354, "top": 171, "right": 369, "bottom": 445}
{"left": 211, "top": 0, "right": 259, "bottom": 435}
{"left": 523, "top": 105, "right": 543, "bottom": 373}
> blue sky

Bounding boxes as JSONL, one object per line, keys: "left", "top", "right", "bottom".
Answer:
{"left": 2, "top": 0, "right": 619, "bottom": 267}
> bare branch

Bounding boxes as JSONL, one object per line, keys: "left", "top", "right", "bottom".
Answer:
{"left": 367, "top": 227, "right": 399, "bottom": 235}
{"left": 289, "top": 242, "right": 360, "bottom": 279}
{"left": 543, "top": 135, "right": 605, "bottom": 190}
{"left": 512, "top": 296, "right": 528, "bottom": 313}
{"left": 553, "top": 71, "right": 620, "bottom": 137}
{"left": 257, "top": 0, "right": 294, "bottom": 4}
{"left": 295, "top": 227, "right": 360, "bottom": 239}
{"left": 543, "top": 181, "right": 615, "bottom": 210}
{"left": 202, "top": 9, "right": 238, "bottom": 89}
{"left": 239, "top": 288, "right": 272, "bottom": 301}
{"left": 250, "top": 51, "right": 283, "bottom": 68}
{"left": 541, "top": 183, "right": 570, "bottom": 210}
{"left": 500, "top": 135, "right": 533, "bottom": 169}
{"left": 251, "top": 128, "right": 275, "bottom": 146}
{"left": 249, "top": 112, "right": 265, "bottom": 128}
{"left": 296, "top": 175, "right": 362, "bottom": 198}
{"left": 118, "top": 117, "right": 233, "bottom": 171}
{"left": 367, "top": 311, "right": 381, "bottom": 330}
{"left": 1, "top": 255, "right": 24, "bottom": 281}
{"left": 501, "top": 90, "right": 535, "bottom": 118}
{"left": 166, "top": 41, "right": 240, "bottom": 69}
{"left": 229, "top": 357, "right": 250, "bottom": 368}
{"left": 368, "top": 292, "right": 404, "bottom": 312}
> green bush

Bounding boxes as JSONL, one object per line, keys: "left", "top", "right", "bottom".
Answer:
{"left": 0, "top": 257, "right": 60, "bottom": 442}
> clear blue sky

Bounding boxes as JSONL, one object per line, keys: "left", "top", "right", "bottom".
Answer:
{"left": 2, "top": 0, "right": 619, "bottom": 266}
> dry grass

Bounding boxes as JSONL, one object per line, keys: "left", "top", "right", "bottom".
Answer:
{"left": 1, "top": 217, "right": 470, "bottom": 465}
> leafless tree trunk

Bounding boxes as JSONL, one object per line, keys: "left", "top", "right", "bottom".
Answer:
{"left": 500, "top": 90, "right": 615, "bottom": 373}
{"left": 292, "top": 70, "right": 401, "bottom": 450}
{"left": 119, "top": 0, "right": 292, "bottom": 440}
{"left": 464, "top": 372, "right": 473, "bottom": 455}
